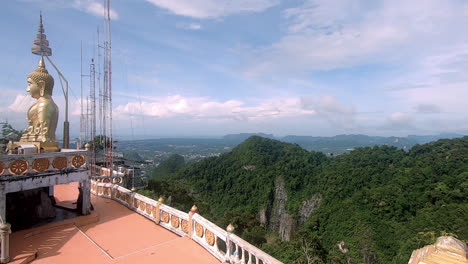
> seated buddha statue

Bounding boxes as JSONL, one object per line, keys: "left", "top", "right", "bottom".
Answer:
{"left": 20, "top": 57, "right": 59, "bottom": 143}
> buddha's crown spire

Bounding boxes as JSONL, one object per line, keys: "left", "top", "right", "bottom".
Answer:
{"left": 35, "top": 57, "right": 49, "bottom": 74}
{"left": 32, "top": 12, "right": 52, "bottom": 56}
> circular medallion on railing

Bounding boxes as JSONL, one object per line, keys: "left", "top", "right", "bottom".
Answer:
{"left": 171, "top": 215, "right": 179, "bottom": 228}
{"left": 205, "top": 229, "right": 215, "bottom": 246}
{"left": 9, "top": 160, "right": 29, "bottom": 175}
{"left": 52, "top": 157, "right": 67, "bottom": 170}
{"left": 195, "top": 222, "right": 204, "bottom": 238}
{"left": 119, "top": 177, "right": 124, "bottom": 184}
{"left": 161, "top": 212, "right": 170, "bottom": 223}
{"left": 145, "top": 203, "right": 152, "bottom": 214}
{"left": 32, "top": 158, "right": 50, "bottom": 172}
{"left": 71, "top": 155, "right": 85, "bottom": 168}
{"left": 139, "top": 202, "right": 145, "bottom": 211}
{"left": 0, "top": 161, "right": 5, "bottom": 175}
{"left": 181, "top": 220, "right": 189, "bottom": 233}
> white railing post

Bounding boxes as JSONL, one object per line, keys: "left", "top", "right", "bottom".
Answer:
{"left": 188, "top": 205, "right": 198, "bottom": 239}
{"left": 0, "top": 223, "right": 11, "bottom": 263}
{"left": 154, "top": 197, "right": 164, "bottom": 224}
{"left": 226, "top": 224, "right": 235, "bottom": 262}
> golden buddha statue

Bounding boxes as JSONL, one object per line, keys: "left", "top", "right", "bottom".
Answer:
{"left": 8, "top": 57, "right": 60, "bottom": 153}
{"left": 20, "top": 57, "right": 59, "bottom": 143}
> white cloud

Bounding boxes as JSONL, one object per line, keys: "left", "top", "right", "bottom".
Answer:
{"left": 114, "top": 95, "right": 321, "bottom": 120}
{"left": 113, "top": 94, "right": 360, "bottom": 134}
{"left": 73, "top": 0, "right": 119, "bottom": 20}
{"left": 244, "top": 0, "right": 468, "bottom": 76}
{"left": 388, "top": 46, "right": 468, "bottom": 116}
{"left": 8, "top": 94, "right": 36, "bottom": 113}
{"left": 146, "top": 0, "right": 280, "bottom": 19}
{"left": 18, "top": 0, "right": 119, "bottom": 19}
{"left": 301, "top": 95, "right": 355, "bottom": 128}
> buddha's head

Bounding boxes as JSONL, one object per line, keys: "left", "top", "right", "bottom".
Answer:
{"left": 27, "top": 57, "right": 54, "bottom": 99}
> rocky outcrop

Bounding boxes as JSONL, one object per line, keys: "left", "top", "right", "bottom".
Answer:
{"left": 264, "top": 177, "right": 322, "bottom": 241}
{"left": 299, "top": 194, "right": 322, "bottom": 225}
{"left": 268, "top": 177, "right": 295, "bottom": 241}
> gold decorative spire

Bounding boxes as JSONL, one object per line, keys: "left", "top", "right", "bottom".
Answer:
{"left": 35, "top": 57, "right": 49, "bottom": 74}
{"left": 32, "top": 12, "right": 52, "bottom": 56}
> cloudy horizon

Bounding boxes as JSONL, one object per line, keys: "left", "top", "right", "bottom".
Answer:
{"left": 2, "top": 0, "right": 468, "bottom": 140}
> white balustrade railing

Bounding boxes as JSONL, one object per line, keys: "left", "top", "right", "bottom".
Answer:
{"left": 0, "top": 150, "right": 88, "bottom": 178}
{"left": 90, "top": 180, "right": 283, "bottom": 264}
{"left": 191, "top": 213, "right": 228, "bottom": 261}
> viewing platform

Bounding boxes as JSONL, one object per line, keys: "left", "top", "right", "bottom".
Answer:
{"left": 7, "top": 180, "right": 283, "bottom": 264}
{"left": 9, "top": 183, "right": 219, "bottom": 264}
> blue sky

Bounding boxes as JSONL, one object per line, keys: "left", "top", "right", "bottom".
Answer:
{"left": 1, "top": 0, "right": 468, "bottom": 139}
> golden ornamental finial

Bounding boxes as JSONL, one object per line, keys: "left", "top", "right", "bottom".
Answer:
{"left": 35, "top": 57, "right": 48, "bottom": 74}
{"left": 32, "top": 13, "right": 52, "bottom": 56}
{"left": 226, "top": 224, "right": 235, "bottom": 233}
{"left": 158, "top": 197, "right": 165, "bottom": 204}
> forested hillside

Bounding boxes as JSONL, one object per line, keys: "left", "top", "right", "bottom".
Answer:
{"left": 144, "top": 136, "right": 468, "bottom": 263}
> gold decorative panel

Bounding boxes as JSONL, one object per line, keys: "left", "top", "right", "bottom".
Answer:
{"left": 205, "top": 229, "right": 215, "bottom": 246}
{"left": 32, "top": 158, "right": 50, "bottom": 172}
{"left": 195, "top": 222, "right": 204, "bottom": 238}
{"left": 52, "top": 157, "right": 67, "bottom": 170}
{"left": 9, "top": 159, "right": 29, "bottom": 175}
{"left": 145, "top": 203, "right": 152, "bottom": 214}
{"left": 71, "top": 155, "right": 85, "bottom": 168}
{"left": 181, "top": 220, "right": 189, "bottom": 233}
{"left": 171, "top": 215, "right": 179, "bottom": 228}
{"left": 161, "top": 212, "right": 170, "bottom": 223}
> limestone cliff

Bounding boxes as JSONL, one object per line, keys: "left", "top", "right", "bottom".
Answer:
{"left": 268, "top": 177, "right": 295, "bottom": 241}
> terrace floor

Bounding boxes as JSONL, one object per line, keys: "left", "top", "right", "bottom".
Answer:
{"left": 9, "top": 183, "right": 221, "bottom": 264}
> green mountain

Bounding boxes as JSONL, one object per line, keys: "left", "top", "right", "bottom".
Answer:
{"left": 147, "top": 136, "right": 468, "bottom": 263}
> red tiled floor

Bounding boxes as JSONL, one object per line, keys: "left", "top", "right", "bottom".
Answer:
{"left": 9, "top": 183, "right": 221, "bottom": 264}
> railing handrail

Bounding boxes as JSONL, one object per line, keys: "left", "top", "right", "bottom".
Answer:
{"left": 90, "top": 180, "right": 283, "bottom": 264}
{"left": 0, "top": 149, "right": 87, "bottom": 161}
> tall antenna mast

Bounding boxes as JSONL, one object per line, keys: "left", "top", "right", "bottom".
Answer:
{"left": 97, "top": 28, "right": 103, "bottom": 142}
{"left": 90, "top": 58, "right": 97, "bottom": 173}
{"left": 80, "top": 41, "right": 84, "bottom": 147}
{"left": 104, "top": 0, "right": 113, "bottom": 173}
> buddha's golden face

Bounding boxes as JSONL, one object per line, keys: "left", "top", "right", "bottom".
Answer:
{"left": 27, "top": 77, "right": 40, "bottom": 99}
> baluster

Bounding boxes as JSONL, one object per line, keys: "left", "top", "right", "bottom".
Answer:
{"left": 241, "top": 247, "right": 245, "bottom": 264}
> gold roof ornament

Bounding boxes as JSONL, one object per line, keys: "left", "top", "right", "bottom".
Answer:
{"left": 32, "top": 13, "right": 52, "bottom": 56}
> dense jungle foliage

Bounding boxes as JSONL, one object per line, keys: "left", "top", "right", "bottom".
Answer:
{"left": 142, "top": 136, "right": 468, "bottom": 264}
